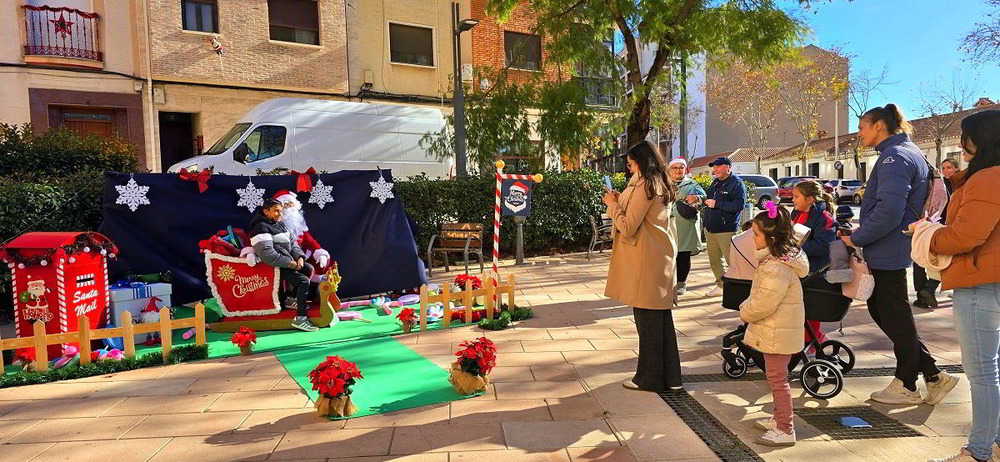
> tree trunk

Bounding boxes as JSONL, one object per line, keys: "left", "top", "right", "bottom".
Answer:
{"left": 625, "top": 97, "right": 652, "bottom": 150}
{"left": 935, "top": 138, "right": 944, "bottom": 168}
{"left": 799, "top": 142, "right": 809, "bottom": 175}
{"left": 853, "top": 148, "right": 863, "bottom": 181}
{"left": 756, "top": 155, "right": 762, "bottom": 176}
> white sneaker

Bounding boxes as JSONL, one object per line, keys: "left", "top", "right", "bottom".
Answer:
{"left": 754, "top": 418, "right": 778, "bottom": 431}
{"left": 870, "top": 378, "right": 924, "bottom": 404}
{"left": 925, "top": 371, "right": 960, "bottom": 405}
{"left": 756, "top": 428, "right": 795, "bottom": 447}
{"left": 929, "top": 447, "right": 986, "bottom": 462}
{"left": 622, "top": 379, "right": 640, "bottom": 390}
{"left": 705, "top": 285, "right": 724, "bottom": 297}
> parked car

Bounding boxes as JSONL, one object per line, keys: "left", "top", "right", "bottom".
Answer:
{"left": 167, "top": 98, "right": 451, "bottom": 178}
{"left": 739, "top": 174, "right": 779, "bottom": 208}
{"left": 825, "top": 179, "right": 864, "bottom": 203}
{"left": 776, "top": 176, "right": 817, "bottom": 202}
{"left": 816, "top": 180, "right": 836, "bottom": 194}
{"left": 853, "top": 183, "right": 867, "bottom": 205}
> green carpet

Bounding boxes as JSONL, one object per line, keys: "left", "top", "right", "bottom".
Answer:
{"left": 274, "top": 336, "right": 478, "bottom": 419}
{"left": 132, "top": 300, "right": 472, "bottom": 360}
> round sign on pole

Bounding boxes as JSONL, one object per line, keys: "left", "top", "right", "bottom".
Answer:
{"left": 834, "top": 161, "right": 844, "bottom": 171}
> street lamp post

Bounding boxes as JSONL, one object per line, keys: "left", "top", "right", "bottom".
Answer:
{"left": 452, "top": 2, "right": 479, "bottom": 178}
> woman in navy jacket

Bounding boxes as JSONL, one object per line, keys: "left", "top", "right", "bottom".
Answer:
{"left": 790, "top": 180, "right": 836, "bottom": 348}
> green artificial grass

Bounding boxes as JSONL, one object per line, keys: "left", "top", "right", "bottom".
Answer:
{"left": 274, "top": 336, "right": 479, "bottom": 419}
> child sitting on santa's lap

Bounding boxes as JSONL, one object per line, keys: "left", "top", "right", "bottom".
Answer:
{"left": 250, "top": 199, "right": 319, "bottom": 332}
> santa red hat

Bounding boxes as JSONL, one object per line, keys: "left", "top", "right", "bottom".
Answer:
{"left": 273, "top": 190, "right": 298, "bottom": 204}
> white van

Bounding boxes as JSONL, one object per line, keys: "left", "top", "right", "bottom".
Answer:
{"left": 167, "top": 98, "right": 452, "bottom": 178}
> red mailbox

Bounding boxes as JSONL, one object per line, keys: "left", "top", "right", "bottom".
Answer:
{"left": 1, "top": 232, "right": 117, "bottom": 357}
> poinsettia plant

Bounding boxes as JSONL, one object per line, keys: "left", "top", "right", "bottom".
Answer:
{"left": 13, "top": 348, "right": 35, "bottom": 364}
{"left": 231, "top": 326, "right": 257, "bottom": 348}
{"left": 453, "top": 274, "right": 482, "bottom": 290}
{"left": 308, "top": 355, "right": 363, "bottom": 399}
{"left": 454, "top": 337, "right": 497, "bottom": 377}
{"left": 396, "top": 307, "right": 417, "bottom": 324}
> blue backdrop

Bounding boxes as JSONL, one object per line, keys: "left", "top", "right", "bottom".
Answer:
{"left": 99, "top": 171, "right": 427, "bottom": 305}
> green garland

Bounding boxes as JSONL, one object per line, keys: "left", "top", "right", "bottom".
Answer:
{"left": 0, "top": 344, "right": 209, "bottom": 388}
{"left": 476, "top": 305, "right": 534, "bottom": 331}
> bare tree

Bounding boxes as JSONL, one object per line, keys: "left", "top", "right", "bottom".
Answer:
{"left": 961, "top": 0, "right": 1000, "bottom": 65}
{"left": 704, "top": 57, "right": 782, "bottom": 173}
{"left": 845, "top": 64, "right": 891, "bottom": 180}
{"left": 918, "top": 73, "right": 980, "bottom": 167}
{"left": 777, "top": 48, "right": 849, "bottom": 173}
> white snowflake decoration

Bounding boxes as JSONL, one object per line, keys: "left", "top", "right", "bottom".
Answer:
{"left": 308, "top": 179, "right": 334, "bottom": 209}
{"left": 236, "top": 179, "right": 265, "bottom": 212}
{"left": 115, "top": 175, "right": 150, "bottom": 212}
{"left": 370, "top": 173, "right": 395, "bottom": 204}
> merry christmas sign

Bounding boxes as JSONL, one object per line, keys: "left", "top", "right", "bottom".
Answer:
{"left": 204, "top": 253, "right": 280, "bottom": 317}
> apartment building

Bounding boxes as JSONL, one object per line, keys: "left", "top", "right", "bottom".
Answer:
{"left": 0, "top": 1, "right": 152, "bottom": 167}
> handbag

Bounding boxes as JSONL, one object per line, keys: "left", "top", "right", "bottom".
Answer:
{"left": 675, "top": 200, "right": 698, "bottom": 220}
{"left": 841, "top": 248, "right": 875, "bottom": 301}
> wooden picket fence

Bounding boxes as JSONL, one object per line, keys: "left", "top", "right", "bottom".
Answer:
{"left": 417, "top": 273, "right": 516, "bottom": 331}
{"left": 0, "top": 303, "right": 207, "bottom": 372}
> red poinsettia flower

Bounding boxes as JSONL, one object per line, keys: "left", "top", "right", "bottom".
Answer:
{"left": 14, "top": 348, "right": 35, "bottom": 363}
{"left": 396, "top": 307, "right": 417, "bottom": 324}
{"left": 453, "top": 274, "right": 482, "bottom": 290}
{"left": 454, "top": 337, "right": 497, "bottom": 376}
{"left": 231, "top": 326, "right": 257, "bottom": 348}
{"left": 308, "top": 355, "right": 363, "bottom": 398}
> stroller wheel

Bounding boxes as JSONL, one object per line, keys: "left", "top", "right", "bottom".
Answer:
{"left": 818, "top": 340, "right": 856, "bottom": 373}
{"left": 738, "top": 351, "right": 757, "bottom": 368}
{"left": 723, "top": 356, "right": 748, "bottom": 379}
{"left": 800, "top": 359, "right": 844, "bottom": 399}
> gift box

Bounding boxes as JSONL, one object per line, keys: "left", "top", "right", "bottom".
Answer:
{"left": 110, "top": 282, "right": 171, "bottom": 343}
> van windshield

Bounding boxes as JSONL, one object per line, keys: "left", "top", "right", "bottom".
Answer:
{"left": 205, "top": 123, "right": 251, "bottom": 155}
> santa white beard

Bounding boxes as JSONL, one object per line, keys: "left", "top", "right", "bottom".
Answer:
{"left": 281, "top": 203, "right": 309, "bottom": 242}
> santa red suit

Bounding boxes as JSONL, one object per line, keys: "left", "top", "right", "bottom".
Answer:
{"left": 273, "top": 190, "right": 331, "bottom": 282}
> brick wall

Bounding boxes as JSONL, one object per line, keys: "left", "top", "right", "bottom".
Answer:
{"left": 148, "top": 0, "right": 348, "bottom": 92}
{"left": 468, "top": 0, "right": 562, "bottom": 86}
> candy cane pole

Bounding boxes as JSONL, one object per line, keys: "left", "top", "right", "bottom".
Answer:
{"left": 491, "top": 160, "right": 543, "bottom": 304}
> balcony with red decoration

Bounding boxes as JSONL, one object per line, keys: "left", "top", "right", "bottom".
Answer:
{"left": 22, "top": 5, "right": 103, "bottom": 69}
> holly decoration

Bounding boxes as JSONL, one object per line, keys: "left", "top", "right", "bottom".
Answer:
{"left": 1, "top": 232, "right": 117, "bottom": 268}
{"left": 308, "top": 356, "right": 363, "bottom": 399}
{"left": 230, "top": 326, "right": 257, "bottom": 348}
{"left": 454, "top": 337, "right": 497, "bottom": 377}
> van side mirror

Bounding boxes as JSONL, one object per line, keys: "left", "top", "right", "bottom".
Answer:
{"left": 234, "top": 143, "right": 251, "bottom": 163}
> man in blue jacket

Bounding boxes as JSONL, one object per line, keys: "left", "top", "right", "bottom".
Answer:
{"left": 701, "top": 157, "right": 746, "bottom": 296}
{"left": 843, "top": 115, "right": 958, "bottom": 406}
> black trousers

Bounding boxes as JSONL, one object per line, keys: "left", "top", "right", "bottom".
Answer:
{"left": 632, "top": 307, "right": 683, "bottom": 391}
{"left": 866, "top": 268, "right": 940, "bottom": 390}
{"left": 912, "top": 263, "right": 940, "bottom": 294}
{"left": 280, "top": 262, "right": 314, "bottom": 317}
{"left": 677, "top": 251, "right": 692, "bottom": 284}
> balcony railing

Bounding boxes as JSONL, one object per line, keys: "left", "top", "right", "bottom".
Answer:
{"left": 23, "top": 5, "right": 102, "bottom": 62}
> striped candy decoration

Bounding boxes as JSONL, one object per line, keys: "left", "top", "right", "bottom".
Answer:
{"left": 57, "top": 259, "right": 68, "bottom": 350}
{"left": 11, "top": 267, "right": 20, "bottom": 338}
{"left": 103, "top": 260, "right": 111, "bottom": 326}
{"left": 490, "top": 161, "right": 543, "bottom": 302}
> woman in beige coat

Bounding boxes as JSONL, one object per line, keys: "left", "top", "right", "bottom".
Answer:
{"left": 603, "top": 141, "right": 680, "bottom": 392}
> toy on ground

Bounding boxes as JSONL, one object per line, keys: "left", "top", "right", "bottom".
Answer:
{"left": 138, "top": 296, "right": 163, "bottom": 346}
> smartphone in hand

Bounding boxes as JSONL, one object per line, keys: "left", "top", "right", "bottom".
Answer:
{"left": 603, "top": 175, "right": 613, "bottom": 191}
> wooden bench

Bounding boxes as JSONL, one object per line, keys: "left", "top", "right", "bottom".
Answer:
{"left": 427, "top": 223, "right": 485, "bottom": 276}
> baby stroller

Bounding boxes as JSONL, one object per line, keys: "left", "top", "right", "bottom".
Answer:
{"left": 719, "top": 229, "right": 855, "bottom": 399}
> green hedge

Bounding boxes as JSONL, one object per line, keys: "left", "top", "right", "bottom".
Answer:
{"left": 0, "top": 125, "right": 142, "bottom": 321}
{"left": 397, "top": 169, "right": 625, "bottom": 257}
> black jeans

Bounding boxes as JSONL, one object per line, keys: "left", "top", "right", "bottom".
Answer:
{"left": 632, "top": 307, "right": 683, "bottom": 391}
{"left": 677, "top": 251, "right": 692, "bottom": 284}
{"left": 912, "top": 263, "right": 940, "bottom": 294}
{"left": 280, "top": 262, "right": 314, "bottom": 317}
{"left": 866, "top": 268, "right": 940, "bottom": 390}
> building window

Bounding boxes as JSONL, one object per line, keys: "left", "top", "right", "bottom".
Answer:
{"left": 860, "top": 162, "right": 867, "bottom": 180}
{"left": 769, "top": 168, "right": 778, "bottom": 180}
{"left": 389, "top": 23, "right": 434, "bottom": 66}
{"left": 794, "top": 165, "right": 800, "bottom": 176}
{"left": 182, "top": 0, "right": 218, "bottom": 33}
{"left": 235, "top": 125, "right": 287, "bottom": 163}
{"left": 946, "top": 151, "right": 962, "bottom": 166}
{"left": 785, "top": 166, "right": 792, "bottom": 177}
{"left": 268, "top": 0, "right": 319, "bottom": 45}
{"left": 808, "top": 162, "right": 819, "bottom": 177}
{"left": 504, "top": 31, "right": 541, "bottom": 71}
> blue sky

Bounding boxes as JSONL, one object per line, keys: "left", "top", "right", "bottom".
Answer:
{"left": 797, "top": 0, "right": 999, "bottom": 126}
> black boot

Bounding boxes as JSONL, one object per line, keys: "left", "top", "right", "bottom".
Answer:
{"left": 918, "top": 288, "right": 939, "bottom": 308}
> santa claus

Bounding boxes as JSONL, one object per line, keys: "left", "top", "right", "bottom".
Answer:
{"left": 270, "top": 190, "right": 331, "bottom": 282}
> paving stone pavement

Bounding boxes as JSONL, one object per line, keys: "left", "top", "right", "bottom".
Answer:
{"left": 0, "top": 251, "right": 971, "bottom": 461}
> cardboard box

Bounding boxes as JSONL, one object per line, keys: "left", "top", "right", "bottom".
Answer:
{"left": 109, "top": 282, "right": 171, "bottom": 343}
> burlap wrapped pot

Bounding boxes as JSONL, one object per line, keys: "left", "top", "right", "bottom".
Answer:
{"left": 449, "top": 362, "right": 490, "bottom": 394}
{"left": 240, "top": 345, "right": 253, "bottom": 356}
{"left": 315, "top": 394, "right": 357, "bottom": 418}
